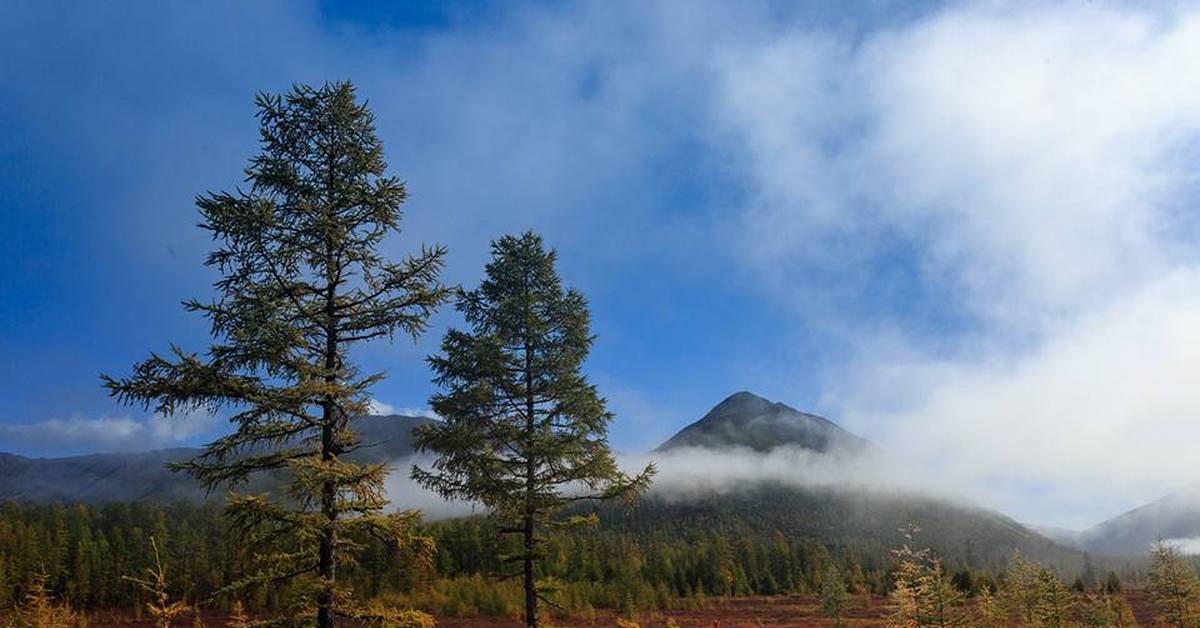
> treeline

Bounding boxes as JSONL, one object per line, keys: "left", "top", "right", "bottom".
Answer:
{"left": 0, "top": 502, "right": 231, "bottom": 611}
{"left": 858, "top": 529, "right": 1200, "bottom": 628}
{"left": 432, "top": 516, "right": 889, "bottom": 609}
{"left": 12, "top": 499, "right": 1200, "bottom": 627}
{"left": 0, "top": 500, "right": 432, "bottom": 613}
{"left": 0, "top": 500, "right": 884, "bottom": 615}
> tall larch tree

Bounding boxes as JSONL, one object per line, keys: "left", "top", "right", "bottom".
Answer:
{"left": 103, "top": 82, "right": 451, "bottom": 628}
{"left": 412, "top": 231, "right": 654, "bottom": 628}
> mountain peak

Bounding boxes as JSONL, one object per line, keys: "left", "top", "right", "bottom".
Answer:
{"left": 656, "top": 391, "right": 868, "bottom": 454}
{"left": 716, "top": 390, "right": 773, "bottom": 407}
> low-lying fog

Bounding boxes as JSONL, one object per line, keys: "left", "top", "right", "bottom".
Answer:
{"left": 384, "top": 443, "right": 962, "bottom": 521}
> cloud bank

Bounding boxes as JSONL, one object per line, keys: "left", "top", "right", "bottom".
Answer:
{"left": 370, "top": 2, "right": 1200, "bottom": 530}
{"left": 1163, "top": 538, "right": 1200, "bottom": 555}
{"left": 707, "top": 2, "right": 1200, "bottom": 528}
{"left": 368, "top": 399, "right": 436, "bottom": 419}
{"left": 389, "top": 444, "right": 962, "bottom": 521}
{"left": 620, "top": 445, "right": 931, "bottom": 499}
{"left": 0, "top": 409, "right": 219, "bottom": 456}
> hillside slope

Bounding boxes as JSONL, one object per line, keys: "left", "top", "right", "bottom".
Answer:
{"left": 1078, "top": 484, "right": 1200, "bottom": 555}
{"left": 591, "top": 483, "right": 1080, "bottom": 569}
{"left": 1, "top": 394, "right": 1080, "bottom": 567}
{"left": 0, "top": 415, "right": 430, "bottom": 503}
{"left": 634, "top": 392, "right": 1079, "bottom": 568}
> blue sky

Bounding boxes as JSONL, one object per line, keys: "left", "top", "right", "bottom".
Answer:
{"left": 4, "top": 0, "right": 1200, "bottom": 529}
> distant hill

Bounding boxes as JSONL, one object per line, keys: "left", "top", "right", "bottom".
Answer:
{"left": 628, "top": 392, "right": 1080, "bottom": 568}
{"left": 594, "top": 483, "right": 1080, "bottom": 569}
{"left": 0, "top": 447, "right": 207, "bottom": 503}
{"left": 1074, "top": 485, "right": 1200, "bottom": 555}
{"left": 0, "top": 415, "right": 430, "bottom": 504}
{"left": 656, "top": 391, "right": 869, "bottom": 454}
{"left": 0, "top": 395, "right": 1082, "bottom": 568}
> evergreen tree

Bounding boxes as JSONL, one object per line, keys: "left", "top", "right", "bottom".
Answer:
{"left": 1103, "top": 571, "right": 1122, "bottom": 595}
{"left": 949, "top": 568, "right": 973, "bottom": 596}
{"left": 1034, "top": 567, "right": 1075, "bottom": 628}
{"left": 123, "top": 537, "right": 190, "bottom": 628}
{"left": 13, "top": 567, "right": 87, "bottom": 628}
{"left": 888, "top": 528, "right": 923, "bottom": 627}
{"left": 1002, "top": 551, "right": 1043, "bottom": 626}
{"left": 1148, "top": 542, "right": 1200, "bottom": 628}
{"left": 974, "top": 585, "right": 1007, "bottom": 628}
{"left": 1080, "top": 592, "right": 1136, "bottom": 628}
{"left": 1082, "top": 552, "right": 1098, "bottom": 591}
{"left": 1110, "top": 594, "right": 1137, "bottom": 628}
{"left": 887, "top": 526, "right": 967, "bottom": 627}
{"left": 819, "top": 561, "right": 850, "bottom": 627}
{"left": 920, "top": 559, "right": 968, "bottom": 627}
{"left": 413, "top": 231, "right": 654, "bottom": 628}
{"left": 103, "top": 81, "right": 450, "bottom": 628}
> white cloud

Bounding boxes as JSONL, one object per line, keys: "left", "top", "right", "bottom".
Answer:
{"left": 0, "top": 409, "right": 219, "bottom": 456}
{"left": 841, "top": 270, "right": 1200, "bottom": 528}
{"left": 708, "top": 2, "right": 1200, "bottom": 528}
{"left": 621, "top": 445, "right": 928, "bottom": 500}
{"left": 368, "top": 399, "right": 436, "bottom": 418}
{"left": 391, "top": 445, "right": 946, "bottom": 520}
{"left": 384, "top": 454, "right": 483, "bottom": 521}
{"left": 1162, "top": 537, "right": 1200, "bottom": 555}
{"left": 367, "top": 399, "right": 398, "bottom": 416}
{"left": 716, "top": 2, "right": 1200, "bottom": 322}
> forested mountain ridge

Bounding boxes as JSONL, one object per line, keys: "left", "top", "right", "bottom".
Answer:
{"left": 1, "top": 394, "right": 1082, "bottom": 568}
{"left": 0, "top": 448, "right": 203, "bottom": 503}
{"left": 604, "top": 482, "right": 1082, "bottom": 571}
{"left": 0, "top": 415, "right": 431, "bottom": 503}
{"left": 3, "top": 391, "right": 864, "bottom": 504}
{"left": 1068, "top": 484, "right": 1200, "bottom": 555}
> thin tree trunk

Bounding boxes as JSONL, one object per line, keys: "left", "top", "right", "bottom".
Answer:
{"left": 317, "top": 417, "right": 336, "bottom": 628}
{"left": 523, "top": 318, "right": 537, "bottom": 628}
{"left": 522, "top": 397, "right": 537, "bottom": 627}
{"left": 318, "top": 278, "right": 339, "bottom": 628}
{"left": 524, "top": 511, "right": 536, "bottom": 628}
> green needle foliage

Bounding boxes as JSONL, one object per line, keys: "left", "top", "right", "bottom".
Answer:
{"left": 413, "top": 232, "right": 655, "bottom": 628}
{"left": 819, "top": 561, "right": 850, "bottom": 627}
{"left": 102, "top": 82, "right": 451, "bottom": 628}
{"left": 1148, "top": 541, "right": 1200, "bottom": 628}
{"left": 1080, "top": 592, "right": 1136, "bottom": 628}
{"left": 1034, "top": 566, "right": 1076, "bottom": 628}
{"left": 1002, "top": 551, "right": 1043, "bottom": 626}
